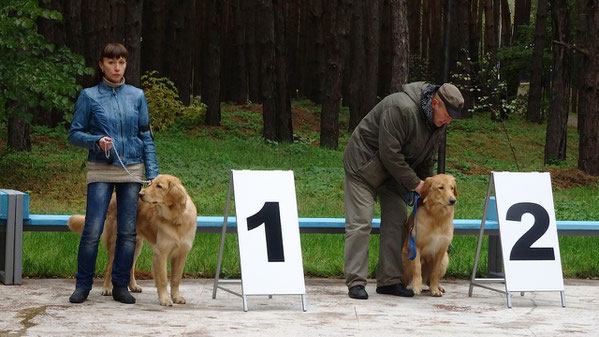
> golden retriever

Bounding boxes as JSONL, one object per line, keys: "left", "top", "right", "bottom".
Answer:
{"left": 68, "top": 174, "right": 197, "bottom": 306}
{"left": 401, "top": 174, "right": 457, "bottom": 297}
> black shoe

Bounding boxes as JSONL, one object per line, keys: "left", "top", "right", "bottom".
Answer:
{"left": 376, "top": 283, "right": 415, "bottom": 297}
{"left": 112, "top": 286, "right": 136, "bottom": 304}
{"left": 348, "top": 285, "right": 369, "bottom": 299}
{"left": 69, "top": 288, "right": 90, "bottom": 303}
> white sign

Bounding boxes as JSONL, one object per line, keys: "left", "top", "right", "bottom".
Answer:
{"left": 493, "top": 172, "right": 564, "bottom": 292}
{"left": 233, "top": 170, "right": 306, "bottom": 296}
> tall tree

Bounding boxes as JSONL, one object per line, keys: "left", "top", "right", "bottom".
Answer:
{"left": 451, "top": 0, "right": 474, "bottom": 117}
{"left": 513, "top": 0, "right": 532, "bottom": 41}
{"left": 428, "top": 0, "right": 444, "bottom": 83}
{"left": 483, "top": 0, "right": 498, "bottom": 64}
{"left": 259, "top": 0, "right": 293, "bottom": 142}
{"left": 1, "top": 0, "right": 89, "bottom": 151}
{"left": 202, "top": 0, "right": 222, "bottom": 125}
{"left": 389, "top": 0, "right": 409, "bottom": 92}
{"left": 578, "top": 0, "right": 599, "bottom": 175}
{"left": 500, "top": 0, "right": 511, "bottom": 47}
{"left": 346, "top": 0, "right": 366, "bottom": 130}
{"left": 526, "top": 0, "right": 549, "bottom": 123}
{"left": 320, "top": 0, "right": 352, "bottom": 148}
{"left": 407, "top": 0, "right": 421, "bottom": 56}
{"left": 545, "top": 0, "right": 571, "bottom": 164}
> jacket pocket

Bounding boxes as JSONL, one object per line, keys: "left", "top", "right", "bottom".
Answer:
{"left": 357, "top": 152, "right": 389, "bottom": 189}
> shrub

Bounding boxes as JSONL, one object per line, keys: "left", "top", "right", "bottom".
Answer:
{"left": 141, "top": 71, "right": 206, "bottom": 131}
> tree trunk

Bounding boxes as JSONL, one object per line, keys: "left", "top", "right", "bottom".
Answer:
{"left": 407, "top": 0, "right": 421, "bottom": 56}
{"left": 428, "top": 0, "right": 444, "bottom": 83}
{"left": 285, "top": 1, "right": 301, "bottom": 98}
{"left": 8, "top": 115, "right": 31, "bottom": 152}
{"left": 544, "top": 0, "right": 571, "bottom": 164}
{"left": 574, "top": 0, "right": 587, "bottom": 128}
{"left": 259, "top": 0, "right": 292, "bottom": 142}
{"left": 578, "top": 0, "right": 599, "bottom": 175}
{"left": 500, "top": 0, "right": 511, "bottom": 47}
{"left": 469, "top": 0, "right": 482, "bottom": 74}
{"left": 123, "top": 0, "right": 143, "bottom": 88}
{"left": 452, "top": 0, "right": 474, "bottom": 117}
{"left": 526, "top": 0, "right": 549, "bottom": 123}
{"left": 141, "top": 0, "right": 167, "bottom": 76}
{"left": 483, "top": 0, "right": 498, "bottom": 65}
{"left": 512, "top": 0, "right": 531, "bottom": 42}
{"left": 192, "top": 0, "right": 205, "bottom": 96}
{"left": 363, "top": 0, "right": 382, "bottom": 111}
{"left": 273, "top": 0, "right": 293, "bottom": 142}
{"left": 389, "top": 0, "right": 409, "bottom": 92}
{"left": 202, "top": 0, "right": 222, "bottom": 125}
{"left": 320, "top": 0, "right": 352, "bottom": 148}
{"left": 245, "top": 0, "right": 262, "bottom": 103}
{"left": 347, "top": 0, "right": 366, "bottom": 130}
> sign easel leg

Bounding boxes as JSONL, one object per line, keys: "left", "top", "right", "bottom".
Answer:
{"left": 213, "top": 174, "right": 234, "bottom": 299}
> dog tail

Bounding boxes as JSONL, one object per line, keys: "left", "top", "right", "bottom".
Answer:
{"left": 67, "top": 215, "right": 85, "bottom": 234}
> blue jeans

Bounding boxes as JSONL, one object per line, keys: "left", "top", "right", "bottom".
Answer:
{"left": 75, "top": 182, "right": 141, "bottom": 290}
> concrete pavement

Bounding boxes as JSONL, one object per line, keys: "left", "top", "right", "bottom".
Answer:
{"left": 1, "top": 278, "right": 598, "bottom": 336}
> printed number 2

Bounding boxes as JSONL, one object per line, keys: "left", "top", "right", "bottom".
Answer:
{"left": 247, "top": 202, "right": 285, "bottom": 262}
{"left": 507, "top": 202, "right": 555, "bottom": 261}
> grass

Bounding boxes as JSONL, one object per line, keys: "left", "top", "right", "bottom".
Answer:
{"left": 2, "top": 101, "right": 598, "bottom": 280}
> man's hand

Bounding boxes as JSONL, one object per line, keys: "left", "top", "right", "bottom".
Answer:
{"left": 414, "top": 180, "right": 425, "bottom": 195}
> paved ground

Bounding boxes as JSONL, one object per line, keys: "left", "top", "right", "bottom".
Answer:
{"left": 1, "top": 278, "right": 598, "bottom": 336}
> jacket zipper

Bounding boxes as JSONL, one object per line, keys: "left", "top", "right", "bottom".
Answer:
{"left": 112, "top": 88, "right": 125, "bottom": 162}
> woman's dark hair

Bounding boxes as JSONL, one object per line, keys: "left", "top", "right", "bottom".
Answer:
{"left": 89, "top": 43, "right": 129, "bottom": 86}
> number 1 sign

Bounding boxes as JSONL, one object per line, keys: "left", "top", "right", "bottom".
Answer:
{"left": 212, "top": 170, "right": 307, "bottom": 312}
{"left": 468, "top": 172, "right": 565, "bottom": 308}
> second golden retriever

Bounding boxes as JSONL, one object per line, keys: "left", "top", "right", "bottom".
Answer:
{"left": 68, "top": 174, "right": 197, "bottom": 306}
{"left": 402, "top": 174, "right": 457, "bottom": 297}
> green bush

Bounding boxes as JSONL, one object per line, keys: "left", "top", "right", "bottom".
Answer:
{"left": 141, "top": 71, "right": 206, "bottom": 131}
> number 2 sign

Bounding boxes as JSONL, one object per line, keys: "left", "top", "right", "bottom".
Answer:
{"left": 233, "top": 170, "right": 306, "bottom": 297}
{"left": 493, "top": 172, "right": 564, "bottom": 293}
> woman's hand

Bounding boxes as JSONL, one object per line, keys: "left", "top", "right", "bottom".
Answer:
{"left": 98, "top": 136, "right": 112, "bottom": 151}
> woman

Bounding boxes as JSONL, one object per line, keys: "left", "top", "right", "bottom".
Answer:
{"left": 67, "top": 42, "right": 159, "bottom": 304}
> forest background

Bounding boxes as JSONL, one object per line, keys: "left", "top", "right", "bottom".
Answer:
{"left": 0, "top": 0, "right": 598, "bottom": 278}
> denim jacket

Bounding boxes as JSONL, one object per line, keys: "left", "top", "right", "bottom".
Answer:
{"left": 68, "top": 81, "right": 159, "bottom": 180}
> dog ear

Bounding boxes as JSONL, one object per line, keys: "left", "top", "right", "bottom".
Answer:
{"left": 166, "top": 180, "right": 186, "bottom": 206}
{"left": 420, "top": 177, "right": 433, "bottom": 204}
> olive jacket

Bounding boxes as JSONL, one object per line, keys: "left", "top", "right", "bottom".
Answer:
{"left": 343, "top": 81, "right": 446, "bottom": 195}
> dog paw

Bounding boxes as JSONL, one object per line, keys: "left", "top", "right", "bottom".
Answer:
{"left": 172, "top": 296, "right": 186, "bottom": 304}
{"left": 129, "top": 284, "right": 143, "bottom": 293}
{"left": 439, "top": 285, "right": 446, "bottom": 293}
{"left": 101, "top": 288, "right": 112, "bottom": 296}
{"left": 413, "top": 285, "right": 422, "bottom": 295}
{"left": 159, "top": 297, "right": 174, "bottom": 306}
{"left": 430, "top": 288, "right": 444, "bottom": 297}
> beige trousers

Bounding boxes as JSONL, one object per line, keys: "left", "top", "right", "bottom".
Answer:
{"left": 344, "top": 172, "right": 408, "bottom": 288}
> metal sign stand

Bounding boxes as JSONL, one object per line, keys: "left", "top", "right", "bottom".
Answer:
{"left": 468, "top": 173, "right": 566, "bottom": 308}
{"left": 212, "top": 171, "right": 307, "bottom": 312}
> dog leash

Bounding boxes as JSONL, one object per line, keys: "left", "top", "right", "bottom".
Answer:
{"left": 406, "top": 191, "right": 420, "bottom": 261}
{"left": 100, "top": 138, "right": 151, "bottom": 185}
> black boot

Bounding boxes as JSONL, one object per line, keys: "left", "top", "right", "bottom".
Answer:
{"left": 69, "top": 288, "right": 90, "bottom": 303}
{"left": 112, "top": 286, "right": 136, "bottom": 304}
{"left": 376, "top": 283, "right": 414, "bottom": 297}
{"left": 348, "top": 285, "right": 369, "bottom": 299}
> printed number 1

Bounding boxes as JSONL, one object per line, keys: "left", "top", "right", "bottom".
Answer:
{"left": 247, "top": 202, "right": 285, "bottom": 262}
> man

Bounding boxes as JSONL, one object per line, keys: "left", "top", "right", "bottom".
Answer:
{"left": 343, "top": 82, "right": 464, "bottom": 299}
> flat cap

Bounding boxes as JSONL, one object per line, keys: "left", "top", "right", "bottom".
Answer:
{"left": 437, "top": 83, "right": 464, "bottom": 118}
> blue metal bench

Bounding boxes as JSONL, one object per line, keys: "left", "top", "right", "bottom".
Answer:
{"left": 21, "top": 214, "right": 599, "bottom": 235}
{"left": 4, "top": 190, "right": 599, "bottom": 285}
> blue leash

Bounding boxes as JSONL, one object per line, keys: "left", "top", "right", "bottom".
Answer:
{"left": 406, "top": 191, "right": 420, "bottom": 261}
